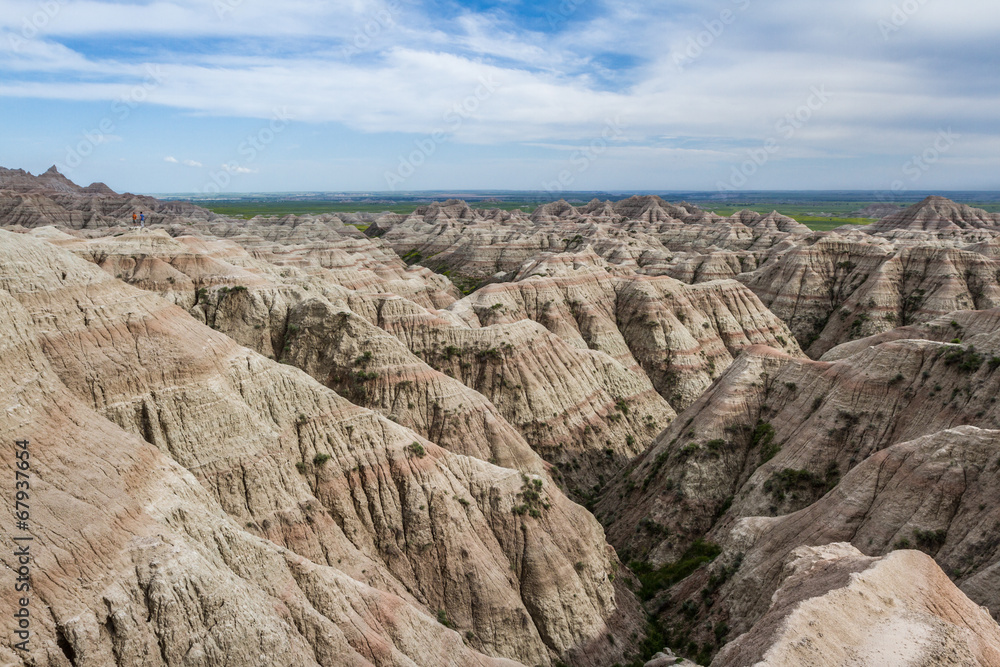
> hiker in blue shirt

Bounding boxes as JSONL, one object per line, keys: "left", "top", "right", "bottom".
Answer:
{"left": 140, "top": 212, "right": 146, "bottom": 227}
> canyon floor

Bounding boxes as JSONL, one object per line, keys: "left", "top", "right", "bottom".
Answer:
{"left": 3, "top": 166, "right": 1000, "bottom": 666}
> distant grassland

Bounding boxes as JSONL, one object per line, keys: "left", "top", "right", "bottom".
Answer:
{"left": 697, "top": 204, "right": 876, "bottom": 231}
{"left": 200, "top": 200, "right": 543, "bottom": 219}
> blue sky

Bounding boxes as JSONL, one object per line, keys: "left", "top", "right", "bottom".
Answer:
{"left": 1, "top": 0, "right": 997, "bottom": 194}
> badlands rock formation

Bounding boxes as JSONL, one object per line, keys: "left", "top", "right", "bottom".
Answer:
{"left": 714, "top": 543, "right": 1000, "bottom": 666}
{"left": 0, "top": 228, "right": 643, "bottom": 667}
{"left": 370, "top": 194, "right": 1000, "bottom": 358}
{"left": 4, "top": 167, "right": 1000, "bottom": 665}
{"left": 0, "top": 166, "right": 213, "bottom": 228}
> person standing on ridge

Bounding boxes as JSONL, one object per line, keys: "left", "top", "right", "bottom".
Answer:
{"left": 140, "top": 212, "right": 145, "bottom": 227}
{"left": 133, "top": 212, "right": 137, "bottom": 226}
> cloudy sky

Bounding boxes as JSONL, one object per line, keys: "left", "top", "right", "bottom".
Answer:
{"left": 1, "top": 0, "right": 997, "bottom": 194}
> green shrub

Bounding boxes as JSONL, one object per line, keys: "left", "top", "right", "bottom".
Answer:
{"left": 942, "top": 345, "right": 983, "bottom": 373}
{"left": 752, "top": 421, "right": 779, "bottom": 462}
{"left": 630, "top": 540, "right": 722, "bottom": 601}
{"left": 762, "top": 468, "right": 835, "bottom": 502}
{"left": 408, "top": 442, "right": 426, "bottom": 458}
{"left": 313, "top": 453, "right": 331, "bottom": 466}
{"left": 512, "top": 475, "right": 548, "bottom": 517}
{"left": 913, "top": 528, "right": 947, "bottom": 551}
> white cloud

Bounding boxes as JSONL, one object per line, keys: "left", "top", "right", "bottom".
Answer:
{"left": 165, "top": 156, "right": 202, "bottom": 167}
{"left": 0, "top": 0, "right": 997, "bottom": 190}
{"left": 222, "top": 164, "right": 256, "bottom": 174}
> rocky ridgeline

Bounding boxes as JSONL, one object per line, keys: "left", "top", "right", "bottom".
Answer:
{"left": 4, "top": 167, "right": 1000, "bottom": 666}
{"left": 369, "top": 194, "right": 1000, "bottom": 359}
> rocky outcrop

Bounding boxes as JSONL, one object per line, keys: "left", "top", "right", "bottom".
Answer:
{"left": 0, "top": 230, "right": 644, "bottom": 666}
{"left": 0, "top": 167, "right": 215, "bottom": 229}
{"left": 708, "top": 426, "right": 1000, "bottom": 639}
{"left": 714, "top": 543, "right": 1000, "bottom": 666}
{"left": 367, "top": 195, "right": 1000, "bottom": 357}
{"left": 453, "top": 250, "right": 802, "bottom": 410}
{"left": 743, "top": 237, "right": 1000, "bottom": 357}
{"left": 869, "top": 196, "right": 1000, "bottom": 233}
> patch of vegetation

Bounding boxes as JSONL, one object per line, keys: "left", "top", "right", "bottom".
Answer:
{"left": 639, "top": 517, "right": 670, "bottom": 537}
{"left": 629, "top": 540, "right": 722, "bottom": 601}
{"left": 913, "top": 528, "right": 947, "bottom": 552}
{"left": 401, "top": 249, "right": 423, "bottom": 265}
{"left": 762, "top": 464, "right": 839, "bottom": 503}
{"left": 706, "top": 438, "right": 726, "bottom": 452}
{"left": 679, "top": 442, "right": 700, "bottom": 457}
{"left": 901, "top": 289, "right": 926, "bottom": 326}
{"left": 408, "top": 441, "right": 426, "bottom": 458}
{"left": 449, "top": 274, "right": 483, "bottom": 296}
{"left": 848, "top": 313, "right": 871, "bottom": 339}
{"left": 751, "top": 421, "right": 779, "bottom": 462}
{"left": 312, "top": 453, "right": 331, "bottom": 466}
{"left": 512, "top": 474, "right": 549, "bottom": 518}
{"left": 436, "top": 609, "right": 452, "bottom": 628}
{"left": 942, "top": 345, "right": 984, "bottom": 373}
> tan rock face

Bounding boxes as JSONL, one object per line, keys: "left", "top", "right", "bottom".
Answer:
{"left": 455, "top": 249, "right": 802, "bottom": 410}
{"left": 714, "top": 543, "right": 1000, "bottom": 667}
{"left": 598, "top": 327, "right": 1000, "bottom": 660}
{"left": 0, "top": 230, "right": 643, "bottom": 666}
{"left": 869, "top": 195, "right": 1000, "bottom": 233}
{"left": 743, "top": 239, "right": 1000, "bottom": 357}
{"left": 52, "top": 227, "right": 673, "bottom": 501}
{"left": 0, "top": 167, "right": 214, "bottom": 229}
{"left": 710, "top": 426, "right": 1000, "bottom": 641}
{"left": 601, "top": 326, "right": 1000, "bottom": 565}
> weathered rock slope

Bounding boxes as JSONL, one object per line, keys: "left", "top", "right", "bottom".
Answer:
{"left": 0, "top": 230, "right": 643, "bottom": 666}
{"left": 714, "top": 543, "right": 1000, "bottom": 667}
